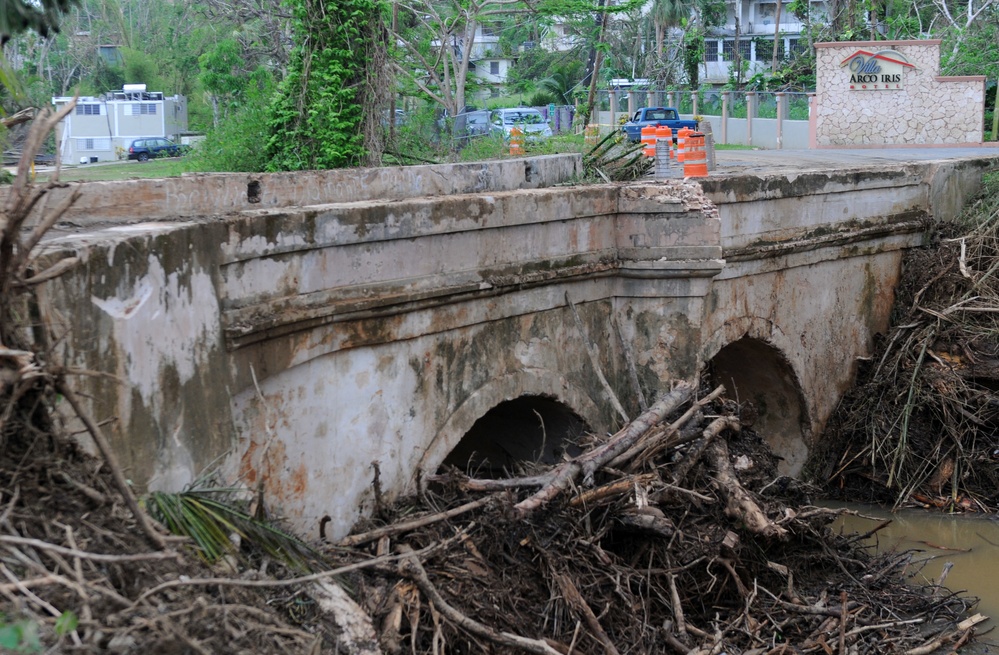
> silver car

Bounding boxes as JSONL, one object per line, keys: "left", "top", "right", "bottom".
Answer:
{"left": 490, "top": 108, "right": 553, "bottom": 140}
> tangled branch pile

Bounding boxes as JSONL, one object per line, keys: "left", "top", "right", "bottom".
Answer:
{"left": 820, "top": 172, "right": 999, "bottom": 511}
{"left": 1, "top": 108, "right": 329, "bottom": 653}
{"left": 325, "top": 382, "right": 981, "bottom": 655}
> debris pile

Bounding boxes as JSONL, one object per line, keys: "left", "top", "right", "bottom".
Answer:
{"left": 819, "top": 172, "right": 999, "bottom": 511}
{"left": 324, "top": 381, "right": 982, "bottom": 654}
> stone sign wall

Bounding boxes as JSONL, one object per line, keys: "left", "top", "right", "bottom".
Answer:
{"left": 814, "top": 40, "right": 985, "bottom": 146}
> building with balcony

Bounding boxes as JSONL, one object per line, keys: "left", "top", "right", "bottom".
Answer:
{"left": 702, "top": 0, "right": 826, "bottom": 83}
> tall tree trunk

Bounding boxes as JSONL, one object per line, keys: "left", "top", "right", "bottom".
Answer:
{"left": 733, "top": 17, "right": 742, "bottom": 86}
{"left": 771, "top": 0, "right": 782, "bottom": 73}
{"left": 389, "top": 0, "right": 398, "bottom": 143}
{"left": 582, "top": 0, "right": 609, "bottom": 129}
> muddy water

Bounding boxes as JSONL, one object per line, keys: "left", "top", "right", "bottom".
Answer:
{"left": 831, "top": 503, "right": 999, "bottom": 644}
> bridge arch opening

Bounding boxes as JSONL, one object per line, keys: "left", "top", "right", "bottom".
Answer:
{"left": 441, "top": 395, "right": 589, "bottom": 477}
{"left": 708, "top": 337, "right": 810, "bottom": 476}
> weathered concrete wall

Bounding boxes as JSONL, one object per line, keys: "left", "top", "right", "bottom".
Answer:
{"left": 696, "top": 158, "right": 991, "bottom": 472}
{"left": 814, "top": 40, "right": 985, "bottom": 146}
{"left": 21, "top": 154, "right": 582, "bottom": 226}
{"left": 36, "top": 156, "right": 994, "bottom": 540}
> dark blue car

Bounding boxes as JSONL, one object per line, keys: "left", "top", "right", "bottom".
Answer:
{"left": 128, "top": 137, "right": 183, "bottom": 161}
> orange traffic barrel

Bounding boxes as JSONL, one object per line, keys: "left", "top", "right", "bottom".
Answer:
{"left": 641, "top": 125, "right": 656, "bottom": 157}
{"left": 510, "top": 127, "right": 525, "bottom": 156}
{"left": 683, "top": 133, "right": 708, "bottom": 178}
{"left": 676, "top": 127, "right": 691, "bottom": 163}
{"left": 655, "top": 125, "right": 673, "bottom": 159}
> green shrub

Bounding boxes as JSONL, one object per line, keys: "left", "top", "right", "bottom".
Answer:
{"left": 527, "top": 90, "right": 557, "bottom": 107}
{"left": 186, "top": 101, "right": 271, "bottom": 172}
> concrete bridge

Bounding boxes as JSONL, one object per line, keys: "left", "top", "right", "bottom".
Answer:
{"left": 31, "top": 150, "right": 997, "bottom": 540}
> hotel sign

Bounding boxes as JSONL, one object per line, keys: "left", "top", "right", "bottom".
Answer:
{"left": 840, "top": 49, "right": 915, "bottom": 90}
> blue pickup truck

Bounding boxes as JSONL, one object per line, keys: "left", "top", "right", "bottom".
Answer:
{"left": 621, "top": 107, "right": 699, "bottom": 142}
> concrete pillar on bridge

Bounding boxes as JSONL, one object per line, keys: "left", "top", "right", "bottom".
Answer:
{"left": 692, "top": 91, "right": 699, "bottom": 118}
{"left": 647, "top": 89, "right": 657, "bottom": 108}
{"left": 628, "top": 90, "right": 637, "bottom": 118}
{"left": 667, "top": 91, "right": 676, "bottom": 109}
{"left": 609, "top": 90, "right": 617, "bottom": 129}
{"left": 746, "top": 91, "right": 756, "bottom": 147}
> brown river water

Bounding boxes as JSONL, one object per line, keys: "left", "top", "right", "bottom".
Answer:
{"left": 831, "top": 503, "right": 999, "bottom": 650}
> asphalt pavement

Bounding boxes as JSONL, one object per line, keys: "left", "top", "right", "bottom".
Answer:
{"left": 712, "top": 145, "right": 999, "bottom": 175}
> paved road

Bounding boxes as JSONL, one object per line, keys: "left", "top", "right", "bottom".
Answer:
{"left": 713, "top": 146, "right": 999, "bottom": 175}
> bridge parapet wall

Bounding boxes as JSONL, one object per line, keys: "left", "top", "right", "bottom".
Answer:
{"left": 20, "top": 154, "right": 582, "bottom": 226}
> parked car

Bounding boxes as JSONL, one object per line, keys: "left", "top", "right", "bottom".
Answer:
{"left": 452, "top": 109, "right": 491, "bottom": 141}
{"left": 128, "top": 137, "right": 183, "bottom": 161}
{"left": 490, "top": 108, "right": 553, "bottom": 140}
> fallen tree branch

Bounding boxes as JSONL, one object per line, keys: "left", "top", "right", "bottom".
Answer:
{"left": 704, "top": 431, "right": 789, "bottom": 540}
{"left": 613, "top": 384, "right": 726, "bottom": 470}
{"left": 55, "top": 379, "right": 168, "bottom": 551}
{"left": 397, "top": 545, "right": 563, "bottom": 655}
{"left": 552, "top": 571, "right": 621, "bottom": 655}
{"left": 904, "top": 613, "right": 986, "bottom": 655}
{"left": 132, "top": 531, "right": 468, "bottom": 608}
{"left": 338, "top": 493, "right": 504, "bottom": 547}
{"left": 0, "top": 535, "right": 179, "bottom": 563}
{"left": 514, "top": 382, "right": 695, "bottom": 516}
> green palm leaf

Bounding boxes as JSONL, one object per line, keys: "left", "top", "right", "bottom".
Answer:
{"left": 146, "top": 488, "right": 319, "bottom": 570}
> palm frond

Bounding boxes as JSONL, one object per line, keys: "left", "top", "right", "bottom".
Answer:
{"left": 146, "top": 488, "right": 319, "bottom": 570}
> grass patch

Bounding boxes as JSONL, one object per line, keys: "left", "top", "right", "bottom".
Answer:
{"left": 33, "top": 158, "right": 192, "bottom": 183}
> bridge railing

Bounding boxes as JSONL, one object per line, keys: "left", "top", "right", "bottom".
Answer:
{"left": 586, "top": 88, "right": 813, "bottom": 150}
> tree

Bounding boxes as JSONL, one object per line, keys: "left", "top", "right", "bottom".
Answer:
{"left": 199, "top": 38, "right": 253, "bottom": 127}
{"left": 391, "top": 0, "right": 530, "bottom": 117}
{"left": 0, "top": 0, "right": 77, "bottom": 45}
{"left": 265, "top": 0, "right": 389, "bottom": 170}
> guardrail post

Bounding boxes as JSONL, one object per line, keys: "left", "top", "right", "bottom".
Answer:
{"left": 746, "top": 91, "right": 756, "bottom": 147}
{"left": 776, "top": 91, "right": 786, "bottom": 150}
